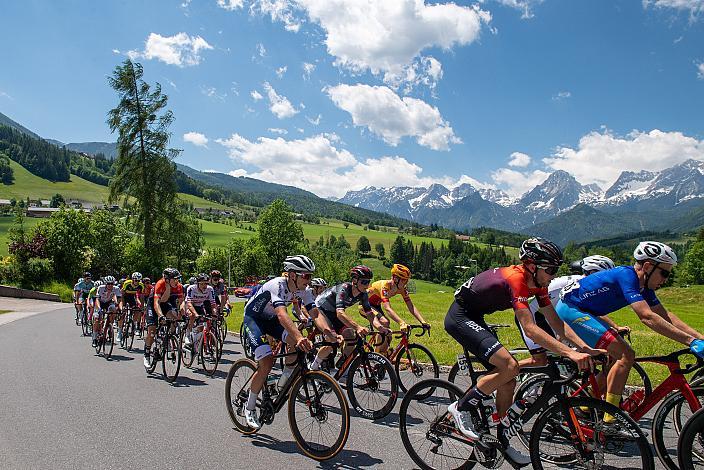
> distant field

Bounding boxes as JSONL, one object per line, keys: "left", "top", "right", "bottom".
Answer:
{"left": 0, "top": 216, "right": 41, "bottom": 256}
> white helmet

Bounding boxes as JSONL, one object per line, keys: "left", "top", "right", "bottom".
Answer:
{"left": 634, "top": 241, "right": 678, "bottom": 266}
{"left": 94, "top": 280, "right": 103, "bottom": 287}
{"left": 131, "top": 271, "right": 142, "bottom": 281}
{"left": 104, "top": 275, "right": 116, "bottom": 285}
{"left": 581, "top": 255, "right": 615, "bottom": 274}
{"left": 283, "top": 255, "right": 316, "bottom": 273}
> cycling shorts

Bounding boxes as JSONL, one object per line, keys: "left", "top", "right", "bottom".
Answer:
{"left": 243, "top": 314, "right": 288, "bottom": 361}
{"left": 515, "top": 309, "right": 556, "bottom": 354}
{"left": 444, "top": 301, "right": 502, "bottom": 370}
{"left": 96, "top": 301, "right": 116, "bottom": 318}
{"left": 555, "top": 300, "right": 618, "bottom": 350}
{"left": 193, "top": 303, "right": 213, "bottom": 317}
{"left": 319, "top": 308, "right": 348, "bottom": 334}
{"left": 123, "top": 294, "right": 139, "bottom": 309}
{"left": 146, "top": 301, "right": 178, "bottom": 326}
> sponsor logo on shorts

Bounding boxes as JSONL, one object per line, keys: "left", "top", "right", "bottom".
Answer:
{"left": 463, "top": 320, "right": 486, "bottom": 333}
{"left": 484, "top": 341, "right": 501, "bottom": 357}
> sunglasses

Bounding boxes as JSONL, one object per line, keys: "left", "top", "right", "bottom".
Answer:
{"left": 656, "top": 267, "right": 671, "bottom": 279}
{"left": 297, "top": 273, "right": 312, "bottom": 280}
{"left": 358, "top": 278, "right": 371, "bottom": 285}
{"left": 539, "top": 265, "right": 560, "bottom": 275}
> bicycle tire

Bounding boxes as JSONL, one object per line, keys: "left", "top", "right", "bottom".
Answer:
{"left": 181, "top": 328, "right": 195, "bottom": 368}
{"left": 162, "top": 335, "right": 181, "bottom": 383}
{"left": 394, "top": 343, "right": 440, "bottom": 396}
{"left": 146, "top": 340, "right": 159, "bottom": 374}
{"left": 288, "top": 370, "right": 350, "bottom": 461}
{"left": 652, "top": 385, "right": 704, "bottom": 470}
{"left": 220, "top": 317, "right": 228, "bottom": 343}
{"left": 399, "top": 378, "right": 477, "bottom": 470}
{"left": 126, "top": 320, "right": 135, "bottom": 352}
{"left": 103, "top": 324, "right": 114, "bottom": 359}
{"left": 448, "top": 356, "right": 487, "bottom": 392}
{"left": 224, "top": 358, "right": 259, "bottom": 435}
{"left": 678, "top": 407, "right": 704, "bottom": 470}
{"left": 240, "top": 322, "right": 254, "bottom": 360}
{"left": 346, "top": 352, "right": 398, "bottom": 420}
{"left": 529, "top": 396, "right": 654, "bottom": 470}
{"left": 81, "top": 311, "right": 90, "bottom": 336}
{"left": 200, "top": 330, "right": 220, "bottom": 376}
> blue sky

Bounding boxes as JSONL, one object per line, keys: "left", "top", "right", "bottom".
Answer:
{"left": 1, "top": 0, "right": 704, "bottom": 198}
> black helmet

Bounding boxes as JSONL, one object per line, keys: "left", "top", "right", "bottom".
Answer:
{"left": 197, "top": 273, "right": 210, "bottom": 282}
{"left": 568, "top": 260, "right": 583, "bottom": 275}
{"left": 350, "top": 265, "right": 373, "bottom": 280}
{"left": 163, "top": 267, "right": 179, "bottom": 280}
{"left": 519, "top": 237, "right": 563, "bottom": 267}
{"left": 188, "top": 276, "right": 197, "bottom": 285}
{"left": 83, "top": 272, "right": 92, "bottom": 279}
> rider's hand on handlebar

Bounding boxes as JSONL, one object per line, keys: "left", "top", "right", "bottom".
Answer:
{"left": 616, "top": 326, "right": 631, "bottom": 335}
{"left": 378, "top": 325, "right": 392, "bottom": 335}
{"left": 421, "top": 322, "right": 431, "bottom": 330}
{"left": 296, "top": 336, "right": 313, "bottom": 352}
{"left": 356, "top": 325, "right": 369, "bottom": 336}
{"left": 569, "top": 350, "right": 594, "bottom": 371}
{"left": 399, "top": 322, "right": 409, "bottom": 333}
{"left": 580, "top": 346, "right": 607, "bottom": 357}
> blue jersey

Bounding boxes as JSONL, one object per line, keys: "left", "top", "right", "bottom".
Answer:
{"left": 560, "top": 266, "right": 659, "bottom": 316}
{"left": 75, "top": 279, "right": 95, "bottom": 294}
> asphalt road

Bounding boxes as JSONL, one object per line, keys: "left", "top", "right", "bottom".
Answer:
{"left": 0, "top": 301, "right": 676, "bottom": 469}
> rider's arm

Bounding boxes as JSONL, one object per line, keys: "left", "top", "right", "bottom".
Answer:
{"left": 380, "top": 301, "right": 404, "bottom": 326}
{"left": 632, "top": 301, "right": 699, "bottom": 344}
{"left": 153, "top": 295, "right": 164, "bottom": 318}
{"left": 336, "top": 307, "right": 363, "bottom": 331}
{"left": 274, "top": 305, "right": 304, "bottom": 343}
{"left": 403, "top": 297, "right": 428, "bottom": 325}
{"left": 517, "top": 307, "right": 591, "bottom": 360}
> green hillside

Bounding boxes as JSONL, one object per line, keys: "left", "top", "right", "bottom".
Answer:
{"left": 0, "top": 216, "right": 41, "bottom": 256}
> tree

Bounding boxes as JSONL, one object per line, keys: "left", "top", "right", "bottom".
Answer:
{"left": 343, "top": 222, "right": 349, "bottom": 229}
{"left": 356, "top": 235, "right": 371, "bottom": 255}
{"left": 107, "top": 59, "right": 179, "bottom": 262}
{"left": 88, "top": 209, "right": 130, "bottom": 275}
{"left": 681, "top": 240, "right": 704, "bottom": 285}
{"left": 0, "top": 152, "right": 13, "bottom": 184}
{"left": 50, "top": 193, "right": 65, "bottom": 208}
{"left": 375, "top": 242, "right": 385, "bottom": 259}
{"left": 38, "top": 208, "right": 91, "bottom": 281}
{"left": 256, "top": 199, "right": 304, "bottom": 273}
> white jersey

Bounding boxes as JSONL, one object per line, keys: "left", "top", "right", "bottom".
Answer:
{"left": 528, "top": 275, "right": 583, "bottom": 313}
{"left": 96, "top": 285, "right": 121, "bottom": 303}
{"left": 245, "top": 277, "right": 316, "bottom": 321}
{"left": 186, "top": 284, "right": 216, "bottom": 307}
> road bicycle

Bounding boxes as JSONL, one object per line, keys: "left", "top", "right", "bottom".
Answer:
{"left": 93, "top": 307, "right": 117, "bottom": 359}
{"left": 119, "top": 305, "right": 139, "bottom": 351}
{"left": 678, "top": 406, "right": 704, "bottom": 470}
{"left": 225, "top": 340, "right": 350, "bottom": 461}
{"left": 80, "top": 302, "right": 92, "bottom": 337}
{"left": 399, "top": 355, "right": 654, "bottom": 470}
{"left": 145, "top": 317, "right": 183, "bottom": 383}
{"left": 182, "top": 314, "right": 221, "bottom": 376}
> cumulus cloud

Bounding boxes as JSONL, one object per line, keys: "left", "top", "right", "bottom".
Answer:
{"left": 491, "top": 168, "right": 550, "bottom": 197}
{"left": 268, "top": 127, "right": 288, "bottom": 134}
{"left": 276, "top": 65, "right": 288, "bottom": 78}
{"left": 306, "top": 114, "right": 322, "bottom": 126}
{"left": 552, "top": 91, "right": 571, "bottom": 101}
{"left": 491, "top": 0, "right": 544, "bottom": 19}
{"left": 217, "top": 0, "right": 244, "bottom": 10}
{"left": 256, "top": 43, "right": 266, "bottom": 57}
{"left": 201, "top": 86, "right": 227, "bottom": 101}
{"left": 643, "top": 0, "right": 704, "bottom": 16}
{"left": 256, "top": 0, "right": 489, "bottom": 89}
{"left": 216, "top": 132, "right": 487, "bottom": 197}
{"left": 543, "top": 128, "right": 704, "bottom": 189}
{"left": 251, "top": 90, "right": 263, "bottom": 101}
{"left": 183, "top": 131, "right": 209, "bottom": 147}
{"left": 302, "top": 62, "right": 315, "bottom": 80}
{"left": 128, "top": 32, "right": 213, "bottom": 67}
{"left": 508, "top": 151, "right": 531, "bottom": 167}
{"left": 326, "top": 83, "right": 460, "bottom": 150}
{"left": 698, "top": 61, "right": 704, "bottom": 79}
{"left": 263, "top": 82, "right": 298, "bottom": 118}
{"left": 250, "top": 0, "right": 303, "bottom": 32}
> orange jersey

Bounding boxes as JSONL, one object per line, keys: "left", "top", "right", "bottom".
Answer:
{"left": 367, "top": 279, "right": 411, "bottom": 306}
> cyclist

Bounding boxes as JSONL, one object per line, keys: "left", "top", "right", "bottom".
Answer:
{"left": 557, "top": 241, "right": 704, "bottom": 422}
{"left": 291, "top": 277, "right": 328, "bottom": 328}
{"left": 309, "top": 265, "right": 391, "bottom": 377}
{"left": 445, "top": 237, "right": 597, "bottom": 466}
{"left": 364, "top": 263, "right": 430, "bottom": 355}
{"left": 119, "top": 272, "right": 144, "bottom": 342}
{"left": 518, "top": 254, "right": 619, "bottom": 368}
{"left": 73, "top": 277, "right": 84, "bottom": 321}
{"left": 91, "top": 276, "right": 122, "bottom": 347}
{"left": 187, "top": 276, "right": 197, "bottom": 286}
{"left": 210, "top": 270, "right": 228, "bottom": 316}
{"left": 144, "top": 268, "right": 183, "bottom": 369}
{"left": 87, "top": 280, "right": 102, "bottom": 323}
{"left": 242, "top": 255, "right": 329, "bottom": 430}
{"left": 184, "top": 273, "right": 217, "bottom": 346}
{"left": 74, "top": 273, "right": 94, "bottom": 322}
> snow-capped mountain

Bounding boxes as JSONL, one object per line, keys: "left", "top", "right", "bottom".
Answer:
{"left": 337, "top": 159, "right": 704, "bottom": 238}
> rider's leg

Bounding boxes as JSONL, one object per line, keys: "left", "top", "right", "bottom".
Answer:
{"left": 373, "top": 314, "right": 392, "bottom": 355}
{"left": 466, "top": 347, "right": 519, "bottom": 416}
{"left": 604, "top": 336, "right": 635, "bottom": 421}
{"left": 518, "top": 351, "right": 548, "bottom": 368}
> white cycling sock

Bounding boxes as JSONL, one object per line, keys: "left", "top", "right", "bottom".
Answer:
{"left": 247, "top": 390, "right": 258, "bottom": 411}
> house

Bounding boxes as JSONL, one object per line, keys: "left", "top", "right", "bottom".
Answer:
{"left": 40, "top": 200, "right": 51, "bottom": 207}
{"left": 455, "top": 235, "right": 471, "bottom": 241}
{"left": 26, "top": 207, "right": 61, "bottom": 218}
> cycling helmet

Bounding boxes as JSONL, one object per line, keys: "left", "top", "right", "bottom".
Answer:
{"left": 197, "top": 273, "right": 210, "bottom": 282}
{"left": 581, "top": 255, "right": 615, "bottom": 274}
{"left": 568, "top": 261, "right": 583, "bottom": 275}
{"left": 310, "top": 277, "right": 327, "bottom": 288}
{"left": 283, "top": 255, "right": 316, "bottom": 273}
{"left": 350, "top": 265, "right": 373, "bottom": 280}
{"left": 131, "top": 271, "right": 142, "bottom": 281}
{"left": 104, "top": 275, "right": 116, "bottom": 285}
{"left": 519, "top": 237, "right": 564, "bottom": 266}
{"left": 119, "top": 278, "right": 126, "bottom": 285}
{"left": 188, "top": 276, "right": 197, "bottom": 285}
{"left": 210, "top": 270, "right": 221, "bottom": 278}
{"left": 142, "top": 277, "right": 151, "bottom": 284}
{"left": 77, "top": 277, "right": 84, "bottom": 284}
{"left": 391, "top": 264, "right": 412, "bottom": 280}
{"left": 94, "top": 280, "right": 103, "bottom": 287}
{"left": 163, "top": 267, "right": 179, "bottom": 279}
{"left": 83, "top": 271, "right": 92, "bottom": 279}
{"left": 634, "top": 241, "right": 678, "bottom": 266}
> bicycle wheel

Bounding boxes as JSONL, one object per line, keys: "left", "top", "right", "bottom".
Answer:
{"left": 126, "top": 320, "right": 135, "bottom": 351}
{"left": 399, "top": 378, "right": 477, "bottom": 470}
{"left": 240, "top": 322, "right": 254, "bottom": 360}
{"left": 529, "top": 396, "right": 654, "bottom": 470}
{"left": 652, "top": 385, "right": 704, "bottom": 470}
{"left": 448, "top": 356, "right": 487, "bottom": 393}
{"left": 162, "top": 335, "right": 181, "bottom": 383}
{"left": 346, "top": 352, "right": 398, "bottom": 420}
{"left": 200, "top": 330, "right": 220, "bottom": 376}
{"left": 678, "top": 407, "right": 704, "bottom": 470}
{"left": 288, "top": 370, "right": 350, "bottom": 461}
{"left": 103, "top": 324, "right": 114, "bottom": 359}
{"left": 75, "top": 308, "right": 80, "bottom": 326}
{"left": 81, "top": 311, "right": 89, "bottom": 336}
{"left": 220, "top": 317, "right": 228, "bottom": 343}
{"left": 146, "top": 340, "right": 159, "bottom": 374}
{"left": 181, "top": 328, "right": 195, "bottom": 368}
{"left": 120, "top": 321, "right": 128, "bottom": 349}
{"left": 224, "top": 358, "right": 258, "bottom": 434}
{"left": 394, "top": 343, "right": 440, "bottom": 395}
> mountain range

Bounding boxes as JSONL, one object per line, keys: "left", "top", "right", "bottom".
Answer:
{"left": 339, "top": 160, "right": 704, "bottom": 244}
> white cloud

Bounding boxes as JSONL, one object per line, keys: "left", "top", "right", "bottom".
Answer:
{"left": 643, "top": 0, "right": 704, "bottom": 16}
{"left": 508, "top": 151, "right": 531, "bottom": 167}
{"left": 0, "top": 91, "right": 13, "bottom": 100}
{"left": 552, "top": 91, "right": 571, "bottom": 101}
{"left": 201, "top": 86, "right": 227, "bottom": 101}
{"left": 183, "top": 131, "right": 209, "bottom": 147}
{"left": 229, "top": 169, "right": 249, "bottom": 177}
{"left": 111, "top": 48, "right": 121, "bottom": 54}
{"left": 491, "top": 168, "right": 550, "bottom": 197}
{"left": 491, "top": 0, "right": 544, "bottom": 19}
{"left": 697, "top": 61, "right": 704, "bottom": 79}
{"left": 128, "top": 32, "right": 213, "bottom": 67}
{"left": 263, "top": 81, "right": 299, "bottom": 119}
{"left": 326, "top": 83, "right": 461, "bottom": 150}
{"left": 268, "top": 127, "right": 288, "bottom": 134}
{"left": 302, "top": 62, "right": 315, "bottom": 80}
{"left": 256, "top": 43, "right": 266, "bottom": 57}
{"left": 260, "top": 0, "right": 489, "bottom": 89}
{"left": 276, "top": 65, "right": 288, "bottom": 78}
{"left": 306, "top": 114, "right": 322, "bottom": 126}
{"left": 250, "top": 0, "right": 303, "bottom": 32}
{"left": 217, "top": 0, "right": 244, "bottom": 11}
{"left": 250, "top": 90, "right": 264, "bottom": 101}
{"left": 543, "top": 128, "right": 704, "bottom": 189}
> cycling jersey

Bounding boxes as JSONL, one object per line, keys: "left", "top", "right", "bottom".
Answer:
{"left": 367, "top": 279, "right": 411, "bottom": 306}
{"left": 454, "top": 265, "right": 551, "bottom": 317}
{"left": 95, "top": 285, "right": 121, "bottom": 304}
{"left": 186, "top": 284, "right": 216, "bottom": 308}
{"left": 75, "top": 279, "right": 94, "bottom": 295}
{"left": 150, "top": 279, "right": 184, "bottom": 303}
{"left": 559, "top": 266, "right": 660, "bottom": 316}
{"left": 245, "top": 277, "right": 315, "bottom": 321}
{"left": 88, "top": 286, "right": 97, "bottom": 300}
{"left": 211, "top": 279, "right": 227, "bottom": 305}
{"left": 315, "top": 282, "right": 373, "bottom": 314}
{"left": 121, "top": 280, "right": 144, "bottom": 296}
